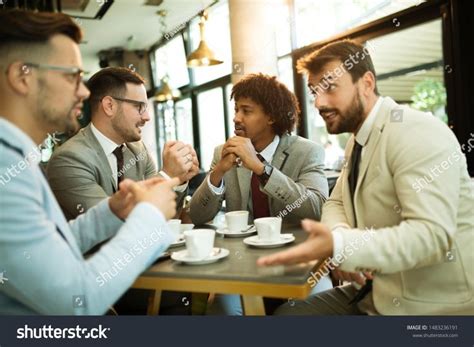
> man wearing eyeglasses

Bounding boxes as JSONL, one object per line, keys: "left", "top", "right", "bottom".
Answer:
{"left": 46, "top": 67, "right": 198, "bottom": 314}
{"left": 0, "top": 10, "right": 180, "bottom": 315}
{"left": 47, "top": 67, "right": 199, "bottom": 221}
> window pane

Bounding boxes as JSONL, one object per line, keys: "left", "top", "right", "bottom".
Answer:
{"left": 226, "top": 83, "right": 234, "bottom": 138}
{"left": 274, "top": 2, "right": 292, "bottom": 57}
{"left": 153, "top": 36, "right": 189, "bottom": 88}
{"left": 277, "top": 56, "right": 295, "bottom": 93}
{"left": 197, "top": 88, "right": 226, "bottom": 170}
{"left": 141, "top": 99, "right": 159, "bottom": 168}
{"left": 294, "top": 0, "right": 427, "bottom": 48}
{"left": 190, "top": 2, "right": 232, "bottom": 85}
{"left": 175, "top": 98, "right": 194, "bottom": 145}
{"left": 369, "top": 19, "right": 447, "bottom": 123}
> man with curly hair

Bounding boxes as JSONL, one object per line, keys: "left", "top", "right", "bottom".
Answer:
{"left": 189, "top": 73, "right": 331, "bottom": 315}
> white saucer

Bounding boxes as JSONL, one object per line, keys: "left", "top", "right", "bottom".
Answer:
{"left": 216, "top": 225, "right": 257, "bottom": 238}
{"left": 243, "top": 234, "right": 295, "bottom": 248}
{"left": 168, "top": 235, "right": 185, "bottom": 248}
{"left": 171, "top": 248, "right": 230, "bottom": 265}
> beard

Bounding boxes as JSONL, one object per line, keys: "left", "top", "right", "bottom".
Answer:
{"left": 111, "top": 106, "right": 141, "bottom": 143}
{"left": 36, "top": 79, "right": 81, "bottom": 136}
{"left": 321, "top": 90, "right": 365, "bottom": 134}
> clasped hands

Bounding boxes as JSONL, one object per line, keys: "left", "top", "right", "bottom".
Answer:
{"left": 162, "top": 141, "right": 199, "bottom": 184}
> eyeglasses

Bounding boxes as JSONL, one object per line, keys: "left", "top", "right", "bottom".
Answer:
{"left": 109, "top": 96, "right": 148, "bottom": 115}
{"left": 22, "top": 62, "right": 87, "bottom": 91}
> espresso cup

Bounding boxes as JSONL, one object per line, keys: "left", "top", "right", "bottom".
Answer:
{"left": 225, "top": 210, "right": 249, "bottom": 232}
{"left": 184, "top": 229, "right": 215, "bottom": 259}
{"left": 254, "top": 217, "right": 282, "bottom": 242}
{"left": 167, "top": 219, "right": 182, "bottom": 241}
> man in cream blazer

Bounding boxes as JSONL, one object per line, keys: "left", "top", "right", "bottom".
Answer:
{"left": 258, "top": 40, "right": 473, "bottom": 315}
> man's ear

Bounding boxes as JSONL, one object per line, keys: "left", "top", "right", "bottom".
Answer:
{"left": 361, "top": 70, "right": 377, "bottom": 97}
{"left": 5, "top": 62, "right": 33, "bottom": 96}
{"left": 100, "top": 96, "right": 115, "bottom": 117}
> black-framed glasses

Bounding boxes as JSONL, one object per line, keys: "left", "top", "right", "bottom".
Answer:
{"left": 22, "top": 62, "right": 87, "bottom": 91}
{"left": 109, "top": 96, "right": 148, "bottom": 115}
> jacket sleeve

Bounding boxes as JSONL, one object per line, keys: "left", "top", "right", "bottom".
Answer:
{"left": 189, "top": 145, "right": 225, "bottom": 225}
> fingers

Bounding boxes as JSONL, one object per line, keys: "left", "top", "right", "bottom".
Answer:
{"left": 163, "top": 140, "right": 178, "bottom": 151}
{"left": 257, "top": 242, "right": 312, "bottom": 266}
{"left": 162, "top": 176, "right": 181, "bottom": 189}
{"left": 301, "top": 219, "right": 326, "bottom": 236}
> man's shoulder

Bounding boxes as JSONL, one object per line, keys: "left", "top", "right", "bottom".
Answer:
{"left": 285, "top": 134, "right": 324, "bottom": 154}
{"left": 49, "top": 127, "right": 96, "bottom": 161}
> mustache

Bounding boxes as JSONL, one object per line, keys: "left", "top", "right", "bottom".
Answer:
{"left": 318, "top": 107, "right": 339, "bottom": 114}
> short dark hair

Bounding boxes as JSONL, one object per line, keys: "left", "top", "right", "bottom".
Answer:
{"left": 297, "top": 39, "right": 379, "bottom": 95}
{"left": 0, "top": 9, "right": 82, "bottom": 47}
{"left": 86, "top": 67, "right": 146, "bottom": 112}
{"left": 230, "top": 73, "right": 300, "bottom": 136}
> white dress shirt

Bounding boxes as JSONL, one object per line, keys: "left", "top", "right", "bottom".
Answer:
{"left": 90, "top": 122, "right": 123, "bottom": 182}
{"left": 91, "top": 122, "right": 187, "bottom": 192}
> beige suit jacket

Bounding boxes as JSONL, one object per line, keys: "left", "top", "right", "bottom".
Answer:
{"left": 189, "top": 134, "right": 329, "bottom": 225}
{"left": 322, "top": 97, "right": 474, "bottom": 315}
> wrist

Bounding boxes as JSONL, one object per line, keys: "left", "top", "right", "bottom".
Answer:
{"left": 254, "top": 161, "right": 265, "bottom": 175}
{"left": 210, "top": 166, "right": 224, "bottom": 186}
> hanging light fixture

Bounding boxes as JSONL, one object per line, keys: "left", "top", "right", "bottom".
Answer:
{"left": 155, "top": 75, "right": 181, "bottom": 102}
{"left": 186, "top": 10, "right": 223, "bottom": 67}
{"left": 155, "top": 10, "right": 181, "bottom": 103}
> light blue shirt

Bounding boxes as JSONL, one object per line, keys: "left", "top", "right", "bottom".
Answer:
{"left": 0, "top": 118, "right": 173, "bottom": 315}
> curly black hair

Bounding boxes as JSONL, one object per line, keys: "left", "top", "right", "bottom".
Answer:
{"left": 230, "top": 73, "right": 300, "bottom": 136}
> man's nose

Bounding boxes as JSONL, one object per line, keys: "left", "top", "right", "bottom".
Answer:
{"left": 77, "top": 82, "right": 90, "bottom": 100}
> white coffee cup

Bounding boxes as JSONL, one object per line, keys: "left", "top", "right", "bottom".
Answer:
{"left": 254, "top": 217, "right": 282, "bottom": 242}
{"left": 184, "top": 229, "right": 215, "bottom": 259}
{"left": 167, "top": 219, "right": 182, "bottom": 241}
{"left": 225, "top": 210, "right": 249, "bottom": 232}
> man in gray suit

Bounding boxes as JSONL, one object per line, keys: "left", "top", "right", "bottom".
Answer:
{"left": 47, "top": 67, "right": 199, "bottom": 220}
{"left": 190, "top": 73, "right": 328, "bottom": 226}
{"left": 46, "top": 67, "right": 199, "bottom": 314}
{"left": 189, "top": 73, "right": 331, "bottom": 314}
{"left": 0, "top": 10, "right": 179, "bottom": 315}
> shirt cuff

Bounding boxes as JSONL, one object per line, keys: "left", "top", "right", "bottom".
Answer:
{"left": 207, "top": 174, "right": 225, "bottom": 195}
{"left": 159, "top": 170, "right": 187, "bottom": 192}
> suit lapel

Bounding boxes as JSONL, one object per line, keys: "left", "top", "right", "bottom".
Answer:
{"left": 83, "top": 125, "right": 118, "bottom": 191}
{"left": 353, "top": 98, "right": 393, "bottom": 220}
{"left": 271, "top": 134, "right": 291, "bottom": 170}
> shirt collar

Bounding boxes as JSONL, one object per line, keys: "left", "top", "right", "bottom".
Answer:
{"left": 355, "top": 96, "right": 383, "bottom": 147}
{"left": 258, "top": 135, "right": 280, "bottom": 163}
{"left": 90, "top": 122, "right": 123, "bottom": 155}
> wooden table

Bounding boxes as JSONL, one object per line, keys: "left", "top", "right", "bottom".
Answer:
{"left": 132, "top": 225, "right": 326, "bottom": 315}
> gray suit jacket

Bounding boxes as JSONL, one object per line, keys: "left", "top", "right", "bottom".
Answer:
{"left": 47, "top": 124, "right": 185, "bottom": 220}
{"left": 189, "top": 134, "right": 328, "bottom": 225}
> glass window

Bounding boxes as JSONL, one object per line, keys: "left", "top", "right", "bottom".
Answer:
{"left": 274, "top": 2, "right": 293, "bottom": 57}
{"left": 189, "top": 2, "right": 232, "bottom": 85}
{"left": 141, "top": 99, "right": 159, "bottom": 168}
{"left": 197, "top": 88, "right": 226, "bottom": 170}
{"left": 277, "top": 56, "right": 295, "bottom": 93}
{"left": 175, "top": 98, "right": 194, "bottom": 145}
{"left": 369, "top": 19, "right": 447, "bottom": 122}
{"left": 153, "top": 36, "right": 189, "bottom": 88}
{"left": 226, "top": 83, "right": 234, "bottom": 138}
{"left": 294, "top": 0, "right": 427, "bottom": 48}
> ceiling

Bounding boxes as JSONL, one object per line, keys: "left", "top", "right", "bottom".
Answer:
{"left": 75, "top": 0, "right": 216, "bottom": 74}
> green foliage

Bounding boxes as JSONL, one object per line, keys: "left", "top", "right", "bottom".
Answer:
{"left": 411, "top": 78, "right": 448, "bottom": 123}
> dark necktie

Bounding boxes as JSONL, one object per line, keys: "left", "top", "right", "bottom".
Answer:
{"left": 347, "top": 140, "right": 373, "bottom": 305}
{"left": 112, "top": 145, "right": 124, "bottom": 189}
{"left": 251, "top": 154, "right": 270, "bottom": 219}
{"left": 348, "top": 141, "right": 362, "bottom": 200}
